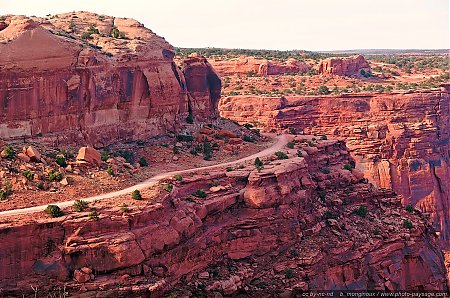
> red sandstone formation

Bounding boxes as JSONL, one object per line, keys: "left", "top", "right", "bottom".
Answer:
{"left": 210, "top": 56, "right": 311, "bottom": 76}
{"left": 0, "top": 138, "right": 446, "bottom": 295}
{"left": 0, "top": 13, "right": 219, "bottom": 146}
{"left": 318, "top": 55, "right": 371, "bottom": 76}
{"left": 219, "top": 85, "right": 450, "bottom": 248}
{"left": 181, "top": 55, "right": 222, "bottom": 119}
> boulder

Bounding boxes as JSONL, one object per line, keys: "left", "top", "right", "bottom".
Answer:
{"left": 76, "top": 147, "right": 102, "bottom": 166}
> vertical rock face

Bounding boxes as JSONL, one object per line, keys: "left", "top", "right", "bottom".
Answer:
{"left": 0, "top": 13, "right": 218, "bottom": 146}
{"left": 318, "top": 55, "right": 371, "bottom": 76}
{"left": 219, "top": 86, "right": 450, "bottom": 247}
{"left": 181, "top": 55, "right": 222, "bottom": 119}
{"left": 0, "top": 139, "right": 447, "bottom": 295}
{"left": 209, "top": 56, "right": 311, "bottom": 76}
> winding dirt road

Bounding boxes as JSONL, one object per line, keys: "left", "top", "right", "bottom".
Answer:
{"left": 0, "top": 134, "right": 290, "bottom": 217}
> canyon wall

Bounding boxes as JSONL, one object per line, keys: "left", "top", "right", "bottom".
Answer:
{"left": 219, "top": 86, "right": 450, "bottom": 247}
{"left": 0, "top": 138, "right": 447, "bottom": 295}
{"left": 0, "top": 13, "right": 219, "bottom": 146}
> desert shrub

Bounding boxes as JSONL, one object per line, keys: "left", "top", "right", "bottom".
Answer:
{"left": 138, "top": 157, "right": 148, "bottom": 167}
{"left": 403, "top": 219, "right": 413, "bottom": 229}
{"left": 87, "top": 25, "right": 99, "bottom": 35}
{"left": 100, "top": 150, "right": 110, "bottom": 162}
{"left": 106, "top": 168, "right": 114, "bottom": 176}
{"left": 297, "top": 150, "right": 303, "bottom": 157}
{"left": 44, "top": 205, "right": 64, "bottom": 217}
{"left": 48, "top": 170, "right": 63, "bottom": 182}
{"left": 88, "top": 211, "right": 99, "bottom": 221}
{"left": 226, "top": 167, "right": 233, "bottom": 172}
{"left": 174, "top": 175, "right": 183, "bottom": 181}
{"left": 354, "top": 205, "right": 368, "bottom": 217}
{"left": 185, "top": 114, "right": 194, "bottom": 124}
{"left": 73, "top": 200, "right": 89, "bottom": 212}
{"left": 55, "top": 156, "right": 67, "bottom": 167}
{"left": 323, "top": 211, "right": 337, "bottom": 219}
{"left": 0, "top": 183, "right": 12, "bottom": 201}
{"left": 254, "top": 157, "right": 264, "bottom": 171}
{"left": 275, "top": 151, "right": 289, "bottom": 160}
{"left": 244, "top": 123, "right": 253, "bottom": 129}
{"left": 405, "top": 204, "right": 414, "bottom": 213}
{"left": 290, "top": 249, "right": 299, "bottom": 257}
{"left": 111, "top": 26, "right": 120, "bottom": 38}
{"left": 81, "top": 32, "right": 92, "bottom": 40}
{"left": 288, "top": 127, "right": 297, "bottom": 135}
{"left": 2, "top": 145, "right": 16, "bottom": 159}
{"left": 307, "top": 141, "right": 315, "bottom": 147}
{"left": 192, "top": 189, "right": 207, "bottom": 198}
{"left": 21, "top": 170, "right": 34, "bottom": 180}
{"left": 117, "top": 150, "right": 134, "bottom": 164}
{"left": 176, "top": 134, "right": 194, "bottom": 142}
{"left": 373, "top": 228, "right": 381, "bottom": 235}
{"left": 120, "top": 203, "right": 130, "bottom": 213}
{"left": 287, "top": 142, "right": 295, "bottom": 149}
{"left": 131, "top": 189, "right": 142, "bottom": 200}
{"left": 321, "top": 167, "right": 330, "bottom": 174}
{"left": 318, "top": 85, "right": 330, "bottom": 95}
{"left": 284, "top": 268, "right": 295, "bottom": 279}
{"left": 343, "top": 164, "right": 354, "bottom": 171}
{"left": 172, "top": 146, "right": 180, "bottom": 154}
{"left": 162, "top": 183, "right": 174, "bottom": 192}
{"left": 242, "top": 135, "right": 255, "bottom": 143}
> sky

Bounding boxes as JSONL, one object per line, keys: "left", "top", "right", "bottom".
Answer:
{"left": 1, "top": 0, "right": 449, "bottom": 51}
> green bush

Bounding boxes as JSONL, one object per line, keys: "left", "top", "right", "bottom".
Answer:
{"left": 226, "top": 167, "right": 233, "bottom": 172}
{"left": 117, "top": 150, "right": 134, "bottom": 164}
{"left": 176, "top": 134, "right": 194, "bottom": 142}
{"left": 321, "top": 167, "right": 330, "bottom": 174}
{"left": 138, "top": 157, "right": 148, "bottom": 167}
{"left": 55, "top": 156, "right": 67, "bottom": 167}
{"left": 275, "top": 151, "right": 289, "bottom": 160}
{"left": 403, "top": 219, "right": 413, "bottom": 229}
{"left": 106, "top": 168, "right": 114, "bottom": 176}
{"left": 174, "top": 175, "right": 183, "bottom": 181}
{"left": 73, "top": 200, "right": 89, "bottom": 212}
{"left": 88, "top": 211, "right": 99, "bottom": 221}
{"left": 21, "top": 170, "right": 34, "bottom": 180}
{"left": 162, "top": 183, "right": 174, "bottom": 192}
{"left": 131, "top": 189, "right": 142, "bottom": 200}
{"left": 343, "top": 164, "right": 354, "bottom": 171}
{"left": 307, "top": 141, "right": 315, "bottom": 147}
{"left": 284, "top": 268, "right": 295, "bottom": 279}
{"left": 373, "top": 228, "right": 381, "bottom": 235}
{"left": 192, "top": 189, "right": 207, "bottom": 198}
{"left": 287, "top": 142, "right": 295, "bottom": 149}
{"left": 323, "top": 211, "right": 337, "bottom": 219}
{"left": 288, "top": 127, "right": 297, "bottom": 135}
{"left": 0, "top": 183, "right": 12, "bottom": 201}
{"left": 111, "top": 26, "right": 120, "bottom": 38}
{"left": 2, "top": 145, "right": 16, "bottom": 159}
{"left": 44, "top": 205, "right": 64, "bottom": 217}
{"left": 405, "top": 204, "right": 414, "bottom": 213}
{"left": 87, "top": 25, "right": 99, "bottom": 35}
{"left": 254, "top": 157, "right": 264, "bottom": 171}
{"left": 120, "top": 203, "right": 130, "bottom": 213}
{"left": 354, "top": 205, "right": 368, "bottom": 217}
{"left": 185, "top": 114, "right": 194, "bottom": 124}
{"left": 101, "top": 150, "right": 110, "bottom": 162}
{"left": 48, "top": 170, "right": 63, "bottom": 182}
{"left": 318, "top": 85, "right": 330, "bottom": 95}
{"left": 242, "top": 135, "right": 256, "bottom": 143}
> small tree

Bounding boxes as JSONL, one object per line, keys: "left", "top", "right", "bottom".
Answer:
{"left": 354, "top": 205, "right": 368, "bottom": 217}
{"left": 44, "top": 205, "right": 64, "bottom": 218}
{"left": 131, "top": 189, "right": 142, "bottom": 200}
{"left": 318, "top": 85, "right": 330, "bottom": 95}
{"left": 73, "top": 200, "right": 89, "bottom": 212}
{"left": 254, "top": 157, "right": 264, "bottom": 171}
{"left": 275, "top": 151, "right": 289, "bottom": 160}
{"left": 287, "top": 142, "right": 295, "bottom": 149}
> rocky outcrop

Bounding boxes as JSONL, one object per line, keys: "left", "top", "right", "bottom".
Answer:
{"left": 210, "top": 56, "right": 311, "bottom": 76}
{"left": 0, "top": 138, "right": 447, "bottom": 295}
{"left": 181, "top": 55, "right": 222, "bottom": 119}
{"left": 0, "top": 13, "right": 218, "bottom": 146}
{"left": 318, "top": 55, "right": 371, "bottom": 76}
{"left": 219, "top": 85, "right": 450, "bottom": 248}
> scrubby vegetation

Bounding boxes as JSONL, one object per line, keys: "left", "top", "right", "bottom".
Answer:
{"left": 131, "top": 189, "right": 142, "bottom": 200}
{"left": 44, "top": 205, "right": 64, "bottom": 218}
{"left": 73, "top": 200, "right": 89, "bottom": 212}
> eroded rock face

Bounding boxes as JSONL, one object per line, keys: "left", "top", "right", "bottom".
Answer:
{"left": 0, "top": 13, "right": 218, "bottom": 146}
{"left": 219, "top": 85, "right": 450, "bottom": 248}
{"left": 210, "top": 56, "right": 311, "bottom": 76}
{"left": 318, "top": 55, "right": 371, "bottom": 76}
{"left": 0, "top": 139, "right": 447, "bottom": 295}
{"left": 181, "top": 55, "right": 222, "bottom": 119}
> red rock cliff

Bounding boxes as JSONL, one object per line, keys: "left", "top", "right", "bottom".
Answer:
{"left": 219, "top": 86, "right": 450, "bottom": 248}
{"left": 0, "top": 13, "right": 219, "bottom": 146}
{"left": 0, "top": 138, "right": 447, "bottom": 295}
{"left": 318, "top": 55, "right": 371, "bottom": 76}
